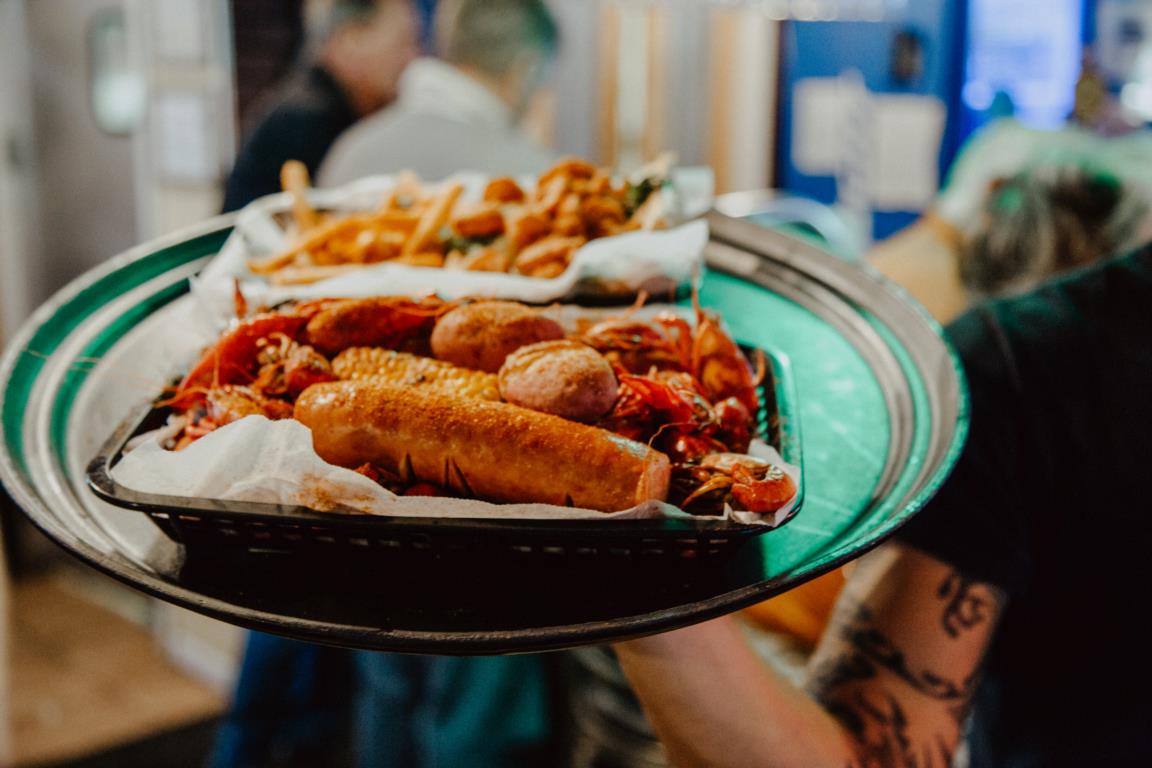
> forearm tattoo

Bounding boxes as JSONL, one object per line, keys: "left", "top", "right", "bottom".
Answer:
{"left": 938, "top": 572, "right": 995, "bottom": 638}
{"left": 828, "top": 691, "right": 953, "bottom": 768}
{"left": 808, "top": 568, "right": 1003, "bottom": 767}
{"left": 811, "top": 596, "right": 977, "bottom": 702}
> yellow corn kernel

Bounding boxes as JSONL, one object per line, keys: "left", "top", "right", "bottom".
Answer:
{"left": 331, "top": 348, "right": 500, "bottom": 401}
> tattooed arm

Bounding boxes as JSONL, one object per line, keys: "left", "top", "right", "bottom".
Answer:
{"left": 614, "top": 543, "right": 1004, "bottom": 768}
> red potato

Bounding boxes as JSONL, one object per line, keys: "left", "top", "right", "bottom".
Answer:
{"left": 430, "top": 301, "right": 565, "bottom": 373}
{"left": 498, "top": 340, "right": 618, "bottom": 423}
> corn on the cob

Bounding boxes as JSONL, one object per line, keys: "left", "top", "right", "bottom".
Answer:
{"left": 331, "top": 348, "right": 500, "bottom": 401}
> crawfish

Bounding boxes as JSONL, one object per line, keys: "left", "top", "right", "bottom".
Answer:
{"left": 173, "top": 313, "right": 309, "bottom": 408}
{"left": 673, "top": 453, "right": 796, "bottom": 516}
{"left": 579, "top": 311, "right": 693, "bottom": 375}
{"left": 252, "top": 333, "right": 338, "bottom": 399}
{"left": 690, "top": 291, "right": 764, "bottom": 414}
{"left": 169, "top": 295, "right": 450, "bottom": 445}
{"left": 299, "top": 295, "right": 453, "bottom": 356}
{"left": 172, "top": 385, "right": 294, "bottom": 450}
{"left": 600, "top": 368, "right": 731, "bottom": 463}
{"left": 175, "top": 296, "right": 448, "bottom": 399}
{"left": 581, "top": 289, "right": 763, "bottom": 415}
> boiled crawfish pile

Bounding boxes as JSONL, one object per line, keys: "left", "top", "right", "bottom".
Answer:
{"left": 165, "top": 295, "right": 450, "bottom": 450}
{"left": 164, "top": 292, "right": 794, "bottom": 515}
{"left": 577, "top": 294, "right": 794, "bottom": 515}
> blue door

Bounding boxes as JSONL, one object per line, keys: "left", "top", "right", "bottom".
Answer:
{"left": 776, "top": 1, "right": 968, "bottom": 240}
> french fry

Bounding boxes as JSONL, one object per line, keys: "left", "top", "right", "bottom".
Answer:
{"left": 381, "top": 170, "right": 423, "bottom": 210}
{"left": 523, "top": 260, "right": 567, "bottom": 279}
{"left": 397, "top": 251, "right": 446, "bottom": 268}
{"left": 581, "top": 196, "right": 625, "bottom": 226}
{"left": 585, "top": 169, "right": 612, "bottom": 196}
{"left": 369, "top": 211, "right": 420, "bottom": 235}
{"left": 270, "top": 264, "right": 367, "bottom": 286}
{"left": 364, "top": 230, "right": 407, "bottom": 262}
{"left": 403, "top": 182, "right": 464, "bottom": 257}
{"left": 248, "top": 249, "right": 305, "bottom": 275}
{"left": 506, "top": 209, "right": 552, "bottom": 251}
{"left": 603, "top": 219, "right": 643, "bottom": 237}
{"left": 628, "top": 151, "right": 677, "bottom": 185}
{"left": 451, "top": 203, "right": 506, "bottom": 240}
{"left": 534, "top": 174, "right": 568, "bottom": 216}
{"left": 281, "top": 160, "right": 319, "bottom": 232}
{"left": 553, "top": 194, "right": 585, "bottom": 236}
{"left": 553, "top": 215, "right": 584, "bottom": 237}
{"left": 249, "top": 215, "right": 375, "bottom": 274}
{"left": 539, "top": 157, "right": 597, "bottom": 187}
{"left": 632, "top": 189, "right": 667, "bottom": 230}
{"left": 483, "top": 177, "right": 526, "bottom": 204}
{"left": 444, "top": 250, "right": 467, "bottom": 269}
{"left": 515, "top": 235, "right": 584, "bottom": 274}
{"left": 558, "top": 193, "right": 581, "bottom": 218}
{"left": 461, "top": 243, "right": 510, "bottom": 272}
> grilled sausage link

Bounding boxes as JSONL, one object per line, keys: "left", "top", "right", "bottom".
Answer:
{"left": 294, "top": 380, "right": 670, "bottom": 512}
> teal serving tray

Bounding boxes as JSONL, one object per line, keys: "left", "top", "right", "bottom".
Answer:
{"left": 0, "top": 212, "right": 966, "bottom": 654}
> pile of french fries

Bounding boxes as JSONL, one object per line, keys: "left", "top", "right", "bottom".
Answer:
{"left": 247, "top": 158, "right": 670, "bottom": 286}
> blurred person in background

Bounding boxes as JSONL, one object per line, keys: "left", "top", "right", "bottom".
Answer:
{"left": 320, "top": 0, "right": 558, "bottom": 185}
{"left": 613, "top": 55, "right": 1152, "bottom": 764}
{"left": 221, "top": 0, "right": 419, "bottom": 212}
{"left": 217, "top": 3, "right": 563, "bottom": 766}
{"left": 320, "top": 3, "right": 562, "bottom": 766}
{"left": 869, "top": 115, "right": 1152, "bottom": 322}
{"left": 608, "top": 55, "right": 1152, "bottom": 760}
{"left": 957, "top": 164, "right": 1149, "bottom": 298}
{"left": 325, "top": 7, "right": 561, "bottom": 767}
{"left": 757, "top": 145, "right": 1151, "bottom": 680}
{"left": 211, "top": 3, "right": 418, "bottom": 766}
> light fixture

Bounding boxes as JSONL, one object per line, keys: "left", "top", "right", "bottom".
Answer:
{"left": 610, "top": 0, "right": 907, "bottom": 21}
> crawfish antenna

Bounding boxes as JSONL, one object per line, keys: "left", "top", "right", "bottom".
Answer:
{"left": 690, "top": 277, "right": 706, "bottom": 326}
{"left": 233, "top": 279, "right": 249, "bottom": 320}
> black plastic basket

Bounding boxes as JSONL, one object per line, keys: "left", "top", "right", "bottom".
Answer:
{"left": 86, "top": 349, "right": 802, "bottom": 559}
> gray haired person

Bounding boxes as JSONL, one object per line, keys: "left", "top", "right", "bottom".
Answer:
{"left": 960, "top": 164, "right": 1150, "bottom": 296}
{"left": 321, "top": 0, "right": 560, "bottom": 185}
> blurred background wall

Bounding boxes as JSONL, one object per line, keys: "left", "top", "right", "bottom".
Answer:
{"left": 6, "top": 0, "right": 1143, "bottom": 334}
{"left": 6, "top": 0, "right": 1145, "bottom": 328}
{"left": 2, "top": 0, "right": 1151, "bottom": 763}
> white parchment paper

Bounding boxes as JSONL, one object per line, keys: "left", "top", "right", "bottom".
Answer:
{"left": 113, "top": 415, "right": 801, "bottom": 527}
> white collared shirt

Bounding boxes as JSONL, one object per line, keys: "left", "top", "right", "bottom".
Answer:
{"left": 320, "top": 58, "right": 554, "bottom": 185}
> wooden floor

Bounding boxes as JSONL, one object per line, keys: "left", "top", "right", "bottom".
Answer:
{"left": 10, "top": 573, "right": 226, "bottom": 766}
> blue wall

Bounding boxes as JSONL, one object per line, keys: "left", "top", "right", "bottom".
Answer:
{"left": 776, "top": 1, "right": 969, "bottom": 239}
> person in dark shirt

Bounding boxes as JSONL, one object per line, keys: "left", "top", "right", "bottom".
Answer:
{"left": 221, "top": 0, "right": 418, "bottom": 212}
{"left": 613, "top": 247, "right": 1152, "bottom": 761}
{"left": 209, "top": 5, "right": 417, "bottom": 767}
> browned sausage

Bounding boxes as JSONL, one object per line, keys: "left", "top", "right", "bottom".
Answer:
{"left": 294, "top": 380, "right": 670, "bottom": 512}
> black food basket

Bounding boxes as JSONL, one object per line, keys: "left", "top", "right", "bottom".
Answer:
{"left": 87, "top": 348, "right": 803, "bottom": 559}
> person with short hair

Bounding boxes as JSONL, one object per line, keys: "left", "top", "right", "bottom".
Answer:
{"left": 316, "top": 4, "right": 563, "bottom": 765}
{"left": 320, "top": 0, "right": 559, "bottom": 185}
{"left": 958, "top": 164, "right": 1149, "bottom": 297}
{"left": 222, "top": 0, "right": 419, "bottom": 212}
{"left": 869, "top": 117, "right": 1152, "bottom": 322}
{"left": 210, "top": 6, "right": 418, "bottom": 766}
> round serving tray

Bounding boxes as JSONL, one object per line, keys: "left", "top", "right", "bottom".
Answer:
{"left": 0, "top": 211, "right": 966, "bottom": 653}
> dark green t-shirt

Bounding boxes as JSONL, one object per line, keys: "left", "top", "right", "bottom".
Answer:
{"left": 221, "top": 66, "right": 358, "bottom": 214}
{"left": 896, "top": 245, "right": 1152, "bottom": 767}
